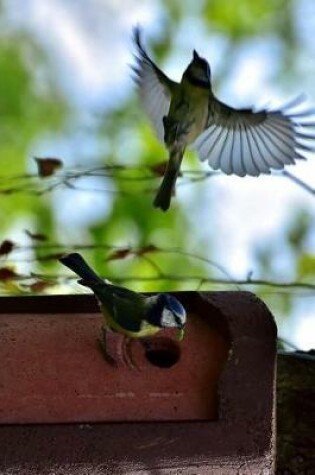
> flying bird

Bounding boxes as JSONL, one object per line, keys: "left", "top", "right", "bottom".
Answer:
{"left": 132, "top": 27, "right": 315, "bottom": 211}
{"left": 59, "top": 252, "right": 186, "bottom": 366}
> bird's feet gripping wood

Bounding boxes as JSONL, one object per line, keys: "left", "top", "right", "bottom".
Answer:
{"left": 98, "top": 326, "right": 139, "bottom": 370}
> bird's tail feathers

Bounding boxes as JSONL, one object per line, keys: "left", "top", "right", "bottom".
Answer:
{"left": 153, "top": 150, "right": 183, "bottom": 211}
{"left": 59, "top": 253, "right": 104, "bottom": 286}
{"left": 153, "top": 170, "right": 177, "bottom": 211}
{"left": 77, "top": 278, "right": 101, "bottom": 288}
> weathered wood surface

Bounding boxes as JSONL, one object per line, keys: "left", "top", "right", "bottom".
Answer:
{"left": 277, "top": 350, "right": 315, "bottom": 474}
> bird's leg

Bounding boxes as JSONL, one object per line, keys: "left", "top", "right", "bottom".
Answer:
{"left": 98, "top": 326, "right": 121, "bottom": 367}
{"left": 99, "top": 327, "right": 139, "bottom": 370}
{"left": 121, "top": 336, "right": 140, "bottom": 371}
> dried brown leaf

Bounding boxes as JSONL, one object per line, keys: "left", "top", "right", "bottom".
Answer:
{"left": 0, "top": 240, "right": 15, "bottom": 256}
{"left": 149, "top": 161, "right": 183, "bottom": 178}
{"left": 136, "top": 244, "right": 159, "bottom": 256}
{"left": 25, "top": 230, "right": 48, "bottom": 241}
{"left": 149, "top": 161, "right": 168, "bottom": 177}
{"left": 29, "top": 280, "right": 54, "bottom": 293}
{"left": 34, "top": 157, "right": 63, "bottom": 178}
{"left": 0, "top": 267, "right": 19, "bottom": 281}
{"left": 106, "top": 248, "right": 132, "bottom": 261}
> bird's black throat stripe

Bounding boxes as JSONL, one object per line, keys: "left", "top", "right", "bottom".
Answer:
{"left": 185, "top": 71, "right": 210, "bottom": 89}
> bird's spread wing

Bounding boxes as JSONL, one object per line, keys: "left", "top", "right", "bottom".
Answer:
{"left": 192, "top": 94, "right": 315, "bottom": 176}
{"left": 132, "top": 27, "right": 177, "bottom": 142}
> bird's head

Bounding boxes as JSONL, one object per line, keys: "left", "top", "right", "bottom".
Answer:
{"left": 183, "top": 49, "right": 211, "bottom": 88}
{"left": 147, "top": 294, "right": 187, "bottom": 340}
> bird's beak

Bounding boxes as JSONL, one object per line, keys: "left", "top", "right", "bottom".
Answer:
{"left": 193, "top": 49, "right": 200, "bottom": 61}
{"left": 176, "top": 328, "right": 185, "bottom": 342}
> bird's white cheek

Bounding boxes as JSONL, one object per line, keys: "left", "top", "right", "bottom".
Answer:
{"left": 161, "top": 308, "right": 175, "bottom": 327}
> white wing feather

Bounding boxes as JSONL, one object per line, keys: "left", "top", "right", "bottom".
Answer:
{"left": 132, "top": 28, "right": 176, "bottom": 142}
{"left": 193, "top": 94, "right": 315, "bottom": 176}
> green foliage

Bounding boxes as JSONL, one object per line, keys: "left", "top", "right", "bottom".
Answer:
{"left": 287, "top": 210, "right": 312, "bottom": 250}
{"left": 0, "top": 29, "right": 69, "bottom": 247}
{"left": 298, "top": 254, "right": 315, "bottom": 279}
{"left": 204, "top": 0, "right": 291, "bottom": 38}
{"left": 253, "top": 207, "right": 315, "bottom": 325}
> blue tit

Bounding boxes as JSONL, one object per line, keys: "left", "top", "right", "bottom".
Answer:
{"left": 133, "top": 27, "right": 315, "bottom": 211}
{"left": 59, "top": 253, "right": 186, "bottom": 364}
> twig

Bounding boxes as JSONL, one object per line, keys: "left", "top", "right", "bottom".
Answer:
{"left": 0, "top": 166, "right": 314, "bottom": 197}
{"left": 4, "top": 271, "right": 314, "bottom": 292}
{"left": 282, "top": 170, "right": 314, "bottom": 195}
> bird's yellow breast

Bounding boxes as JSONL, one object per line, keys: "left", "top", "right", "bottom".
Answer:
{"left": 101, "top": 310, "right": 161, "bottom": 338}
{"left": 169, "top": 81, "right": 209, "bottom": 145}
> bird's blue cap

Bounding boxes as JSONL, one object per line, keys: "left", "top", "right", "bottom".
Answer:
{"left": 162, "top": 294, "right": 186, "bottom": 316}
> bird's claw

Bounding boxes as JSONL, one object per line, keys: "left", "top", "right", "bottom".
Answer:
{"left": 121, "top": 337, "right": 141, "bottom": 371}
{"left": 97, "top": 337, "right": 118, "bottom": 367}
{"left": 99, "top": 327, "right": 140, "bottom": 371}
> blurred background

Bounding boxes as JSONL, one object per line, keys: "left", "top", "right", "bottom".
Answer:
{"left": 0, "top": 0, "right": 314, "bottom": 349}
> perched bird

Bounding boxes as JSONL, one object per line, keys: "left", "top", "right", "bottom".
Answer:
{"left": 133, "top": 27, "right": 315, "bottom": 211}
{"left": 59, "top": 252, "right": 186, "bottom": 365}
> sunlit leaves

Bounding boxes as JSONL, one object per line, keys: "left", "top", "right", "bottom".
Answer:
{"left": 0, "top": 28, "right": 69, "bottom": 264}
{"left": 0, "top": 41, "right": 31, "bottom": 121}
{"left": 298, "top": 254, "right": 315, "bottom": 279}
{"left": 137, "top": 244, "right": 159, "bottom": 256}
{"left": 203, "top": 0, "right": 289, "bottom": 38}
{"left": 287, "top": 210, "right": 312, "bottom": 250}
